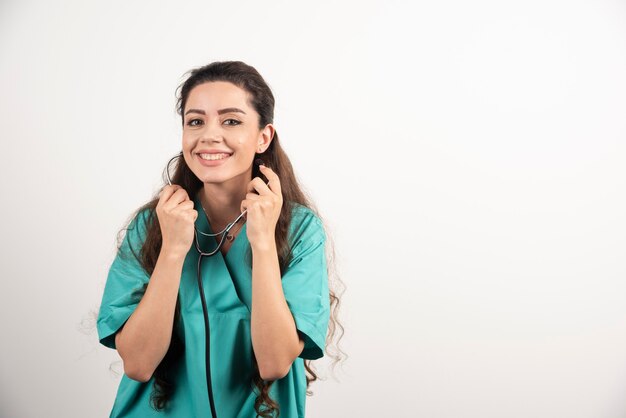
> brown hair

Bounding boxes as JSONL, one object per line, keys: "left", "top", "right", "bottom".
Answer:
{"left": 117, "top": 61, "right": 345, "bottom": 417}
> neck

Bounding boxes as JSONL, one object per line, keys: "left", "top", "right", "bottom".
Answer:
{"left": 197, "top": 171, "right": 250, "bottom": 228}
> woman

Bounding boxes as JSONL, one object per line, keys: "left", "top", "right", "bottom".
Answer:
{"left": 97, "top": 61, "right": 344, "bottom": 418}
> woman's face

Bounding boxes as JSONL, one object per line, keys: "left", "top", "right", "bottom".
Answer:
{"left": 182, "top": 81, "right": 273, "bottom": 185}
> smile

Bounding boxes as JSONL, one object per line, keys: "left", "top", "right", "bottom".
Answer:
{"left": 198, "top": 153, "right": 230, "bottom": 161}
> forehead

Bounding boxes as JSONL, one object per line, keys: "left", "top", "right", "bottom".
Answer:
{"left": 185, "top": 81, "right": 253, "bottom": 112}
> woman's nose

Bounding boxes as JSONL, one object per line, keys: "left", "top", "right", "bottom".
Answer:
{"left": 200, "top": 119, "right": 224, "bottom": 142}
{"left": 203, "top": 134, "right": 223, "bottom": 143}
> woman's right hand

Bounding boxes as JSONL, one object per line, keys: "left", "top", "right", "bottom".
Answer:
{"left": 156, "top": 185, "right": 198, "bottom": 258}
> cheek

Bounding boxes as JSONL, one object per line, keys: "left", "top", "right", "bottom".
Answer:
{"left": 234, "top": 133, "right": 258, "bottom": 151}
{"left": 182, "top": 134, "right": 196, "bottom": 150}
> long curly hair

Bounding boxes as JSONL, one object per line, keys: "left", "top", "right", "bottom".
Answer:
{"left": 115, "top": 61, "right": 346, "bottom": 417}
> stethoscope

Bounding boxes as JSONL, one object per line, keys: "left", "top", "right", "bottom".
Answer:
{"left": 164, "top": 151, "right": 265, "bottom": 418}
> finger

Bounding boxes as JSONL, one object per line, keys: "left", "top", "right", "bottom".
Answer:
{"left": 245, "top": 192, "right": 261, "bottom": 201}
{"left": 246, "top": 177, "right": 272, "bottom": 196}
{"left": 259, "top": 165, "right": 282, "bottom": 196}
{"left": 164, "top": 186, "right": 190, "bottom": 209}
{"left": 175, "top": 200, "right": 195, "bottom": 211}
{"left": 168, "top": 200, "right": 194, "bottom": 216}
{"left": 160, "top": 184, "right": 178, "bottom": 196}
{"left": 158, "top": 185, "right": 180, "bottom": 204}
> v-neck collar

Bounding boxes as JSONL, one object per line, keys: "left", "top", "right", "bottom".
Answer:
{"left": 193, "top": 192, "right": 248, "bottom": 260}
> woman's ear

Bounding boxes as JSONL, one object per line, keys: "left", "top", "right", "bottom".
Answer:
{"left": 257, "top": 124, "right": 275, "bottom": 153}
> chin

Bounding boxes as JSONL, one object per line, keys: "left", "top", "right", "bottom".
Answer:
{"left": 198, "top": 171, "right": 242, "bottom": 185}
{"left": 199, "top": 175, "right": 229, "bottom": 184}
{"left": 194, "top": 164, "right": 250, "bottom": 184}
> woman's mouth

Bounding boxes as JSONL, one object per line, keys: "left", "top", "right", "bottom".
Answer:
{"left": 197, "top": 153, "right": 231, "bottom": 166}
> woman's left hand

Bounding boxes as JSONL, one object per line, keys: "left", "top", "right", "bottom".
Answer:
{"left": 241, "top": 165, "right": 283, "bottom": 249}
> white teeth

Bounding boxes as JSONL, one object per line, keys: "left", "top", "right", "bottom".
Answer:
{"left": 199, "top": 153, "right": 229, "bottom": 161}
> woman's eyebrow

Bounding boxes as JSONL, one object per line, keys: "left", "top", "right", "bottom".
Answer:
{"left": 185, "top": 107, "right": 247, "bottom": 116}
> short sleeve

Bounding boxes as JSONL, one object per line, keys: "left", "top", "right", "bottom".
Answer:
{"left": 282, "top": 207, "right": 331, "bottom": 360}
{"left": 97, "top": 209, "right": 152, "bottom": 350}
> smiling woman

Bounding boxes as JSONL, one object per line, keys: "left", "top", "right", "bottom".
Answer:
{"left": 96, "top": 61, "right": 346, "bottom": 418}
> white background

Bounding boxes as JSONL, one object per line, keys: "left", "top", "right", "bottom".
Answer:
{"left": 1, "top": 0, "right": 625, "bottom": 417}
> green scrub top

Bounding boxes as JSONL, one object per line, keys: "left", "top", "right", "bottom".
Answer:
{"left": 97, "top": 193, "right": 330, "bottom": 418}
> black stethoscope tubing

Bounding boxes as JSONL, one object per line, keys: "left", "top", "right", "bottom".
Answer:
{"left": 196, "top": 251, "right": 217, "bottom": 417}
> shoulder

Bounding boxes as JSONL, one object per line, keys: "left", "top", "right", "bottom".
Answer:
{"left": 119, "top": 207, "right": 154, "bottom": 253}
{"left": 287, "top": 202, "right": 326, "bottom": 246}
{"left": 130, "top": 207, "right": 156, "bottom": 232}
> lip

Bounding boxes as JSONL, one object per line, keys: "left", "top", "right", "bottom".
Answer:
{"left": 196, "top": 149, "right": 233, "bottom": 155}
{"left": 196, "top": 153, "right": 231, "bottom": 167}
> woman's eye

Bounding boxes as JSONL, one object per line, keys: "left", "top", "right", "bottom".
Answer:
{"left": 186, "top": 119, "right": 202, "bottom": 127}
{"left": 223, "top": 119, "right": 241, "bottom": 126}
